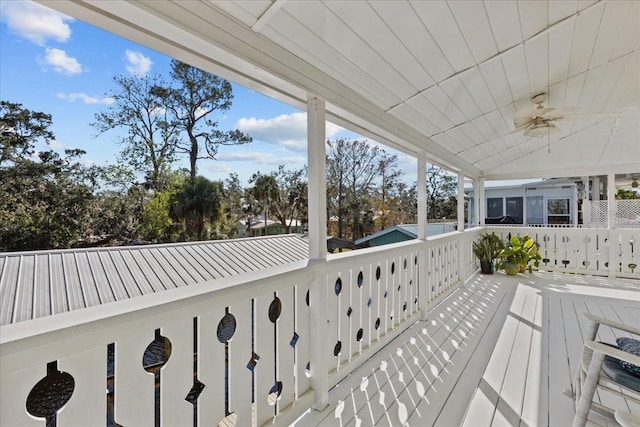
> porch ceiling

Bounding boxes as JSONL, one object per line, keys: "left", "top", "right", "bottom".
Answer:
{"left": 42, "top": 1, "right": 639, "bottom": 179}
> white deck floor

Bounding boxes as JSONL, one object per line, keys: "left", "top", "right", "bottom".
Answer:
{"left": 295, "top": 271, "right": 640, "bottom": 427}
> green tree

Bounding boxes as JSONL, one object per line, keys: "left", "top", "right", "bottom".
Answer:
{"left": 0, "top": 149, "right": 95, "bottom": 250}
{"left": 162, "top": 60, "right": 252, "bottom": 179}
{"left": 249, "top": 173, "right": 279, "bottom": 236}
{"left": 396, "top": 181, "right": 417, "bottom": 224}
{"left": 374, "top": 151, "right": 403, "bottom": 229}
{"left": 141, "top": 190, "right": 175, "bottom": 241}
{"left": 1, "top": 100, "right": 54, "bottom": 165}
{"left": 217, "top": 173, "right": 245, "bottom": 238}
{"left": 93, "top": 74, "right": 179, "bottom": 191}
{"left": 269, "top": 166, "right": 307, "bottom": 234}
{"left": 86, "top": 164, "right": 145, "bottom": 244}
{"left": 171, "top": 176, "right": 222, "bottom": 240}
{"left": 326, "top": 139, "right": 381, "bottom": 240}
{"left": 139, "top": 167, "right": 188, "bottom": 241}
{"left": 617, "top": 188, "right": 640, "bottom": 199}
{"left": 0, "top": 102, "right": 101, "bottom": 250}
{"left": 426, "top": 165, "right": 457, "bottom": 219}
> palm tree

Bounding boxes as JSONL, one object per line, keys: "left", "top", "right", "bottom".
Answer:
{"left": 171, "top": 176, "right": 221, "bottom": 240}
{"left": 250, "top": 174, "right": 279, "bottom": 236}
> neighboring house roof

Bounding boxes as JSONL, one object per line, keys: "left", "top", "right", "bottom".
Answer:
{"left": 355, "top": 224, "right": 418, "bottom": 246}
{"left": 249, "top": 219, "right": 280, "bottom": 229}
{"left": 327, "top": 236, "right": 355, "bottom": 251}
{"left": 0, "top": 235, "right": 309, "bottom": 326}
{"left": 249, "top": 219, "right": 302, "bottom": 229}
{"left": 465, "top": 178, "right": 578, "bottom": 192}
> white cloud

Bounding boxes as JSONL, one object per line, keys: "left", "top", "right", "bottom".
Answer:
{"left": 0, "top": 1, "right": 73, "bottom": 46}
{"left": 202, "top": 162, "right": 232, "bottom": 174}
{"left": 216, "top": 151, "right": 306, "bottom": 165}
{"left": 49, "top": 140, "right": 64, "bottom": 150}
{"left": 57, "top": 92, "right": 114, "bottom": 105}
{"left": 42, "top": 48, "right": 82, "bottom": 74}
{"left": 236, "top": 112, "right": 342, "bottom": 152}
{"left": 125, "top": 50, "right": 152, "bottom": 76}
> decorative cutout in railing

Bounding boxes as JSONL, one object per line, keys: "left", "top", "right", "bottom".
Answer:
{"left": 1, "top": 231, "right": 481, "bottom": 426}
{"left": 1, "top": 271, "right": 313, "bottom": 427}
{"left": 326, "top": 247, "right": 420, "bottom": 381}
{"left": 485, "top": 226, "right": 640, "bottom": 279}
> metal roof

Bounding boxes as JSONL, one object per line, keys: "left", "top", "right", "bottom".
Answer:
{"left": 0, "top": 235, "right": 309, "bottom": 326}
{"left": 355, "top": 225, "right": 419, "bottom": 245}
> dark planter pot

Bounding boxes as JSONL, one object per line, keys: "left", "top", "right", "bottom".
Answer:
{"left": 480, "top": 261, "right": 493, "bottom": 274}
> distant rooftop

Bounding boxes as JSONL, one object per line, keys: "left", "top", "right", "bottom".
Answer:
{"left": 0, "top": 235, "right": 308, "bottom": 326}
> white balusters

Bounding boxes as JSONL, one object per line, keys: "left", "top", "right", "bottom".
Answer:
{"left": 0, "top": 233, "right": 483, "bottom": 427}
{"left": 485, "top": 226, "right": 640, "bottom": 279}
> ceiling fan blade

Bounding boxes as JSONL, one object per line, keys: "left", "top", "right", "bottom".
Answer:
{"left": 538, "top": 106, "right": 580, "bottom": 119}
{"left": 514, "top": 107, "right": 556, "bottom": 120}
{"left": 513, "top": 117, "right": 535, "bottom": 128}
{"left": 511, "top": 124, "right": 531, "bottom": 135}
{"left": 554, "top": 112, "right": 619, "bottom": 121}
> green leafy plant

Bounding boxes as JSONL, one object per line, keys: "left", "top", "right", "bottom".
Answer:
{"left": 472, "top": 233, "right": 504, "bottom": 274}
{"left": 472, "top": 233, "right": 504, "bottom": 263}
{"left": 497, "top": 235, "right": 542, "bottom": 274}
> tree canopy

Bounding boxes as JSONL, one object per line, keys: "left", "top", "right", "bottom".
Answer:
{"left": 1, "top": 100, "right": 55, "bottom": 165}
{"left": 1, "top": 100, "right": 470, "bottom": 252}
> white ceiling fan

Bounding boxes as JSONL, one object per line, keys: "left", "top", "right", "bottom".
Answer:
{"left": 512, "top": 92, "right": 617, "bottom": 139}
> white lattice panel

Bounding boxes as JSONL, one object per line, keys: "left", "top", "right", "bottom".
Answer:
{"left": 617, "top": 199, "right": 640, "bottom": 225}
{"left": 590, "top": 200, "right": 608, "bottom": 226}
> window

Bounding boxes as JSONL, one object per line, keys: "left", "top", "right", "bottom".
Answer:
{"left": 506, "top": 197, "right": 523, "bottom": 224}
{"left": 487, "top": 198, "right": 503, "bottom": 217}
{"left": 547, "top": 198, "right": 571, "bottom": 224}
{"left": 526, "top": 196, "right": 544, "bottom": 224}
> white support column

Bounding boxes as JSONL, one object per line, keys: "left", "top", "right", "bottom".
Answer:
{"left": 607, "top": 173, "right": 616, "bottom": 230}
{"left": 457, "top": 172, "right": 466, "bottom": 283}
{"left": 457, "top": 172, "right": 465, "bottom": 232}
{"left": 473, "top": 180, "right": 480, "bottom": 227}
{"left": 417, "top": 153, "right": 429, "bottom": 321}
{"left": 478, "top": 178, "right": 486, "bottom": 226}
{"left": 417, "top": 154, "right": 427, "bottom": 240}
{"left": 307, "top": 96, "right": 327, "bottom": 260}
{"left": 572, "top": 184, "right": 579, "bottom": 226}
{"left": 592, "top": 176, "right": 601, "bottom": 201}
{"left": 523, "top": 186, "right": 528, "bottom": 226}
{"left": 306, "top": 95, "right": 329, "bottom": 410}
{"left": 607, "top": 173, "right": 617, "bottom": 278}
{"left": 581, "top": 176, "right": 590, "bottom": 228}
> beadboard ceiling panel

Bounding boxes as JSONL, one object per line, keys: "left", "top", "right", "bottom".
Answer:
{"left": 37, "top": 0, "right": 639, "bottom": 179}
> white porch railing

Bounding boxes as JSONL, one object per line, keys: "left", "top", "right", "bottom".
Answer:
{"left": 485, "top": 226, "right": 640, "bottom": 279}
{"left": 0, "top": 229, "right": 481, "bottom": 427}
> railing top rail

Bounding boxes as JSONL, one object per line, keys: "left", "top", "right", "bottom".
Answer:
{"left": 1, "top": 259, "right": 314, "bottom": 348}
{"left": 327, "top": 228, "right": 481, "bottom": 267}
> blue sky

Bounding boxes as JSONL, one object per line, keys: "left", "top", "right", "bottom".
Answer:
{"left": 0, "top": 1, "right": 417, "bottom": 186}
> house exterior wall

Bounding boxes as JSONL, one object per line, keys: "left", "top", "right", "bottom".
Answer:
{"left": 467, "top": 183, "right": 577, "bottom": 226}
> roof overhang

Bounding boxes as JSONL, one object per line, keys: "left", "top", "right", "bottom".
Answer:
{"left": 39, "top": 1, "right": 639, "bottom": 180}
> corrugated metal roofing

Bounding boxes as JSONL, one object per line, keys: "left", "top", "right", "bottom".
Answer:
{"left": 0, "top": 235, "right": 309, "bottom": 326}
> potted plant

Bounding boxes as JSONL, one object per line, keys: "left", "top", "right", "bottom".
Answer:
{"left": 472, "top": 233, "right": 504, "bottom": 274}
{"left": 497, "top": 235, "right": 542, "bottom": 275}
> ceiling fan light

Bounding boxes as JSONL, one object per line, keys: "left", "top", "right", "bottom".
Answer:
{"left": 524, "top": 122, "right": 560, "bottom": 138}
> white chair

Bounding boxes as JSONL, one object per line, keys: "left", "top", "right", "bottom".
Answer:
{"left": 572, "top": 313, "right": 640, "bottom": 427}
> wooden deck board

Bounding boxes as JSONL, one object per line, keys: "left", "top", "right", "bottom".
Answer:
{"left": 294, "top": 272, "right": 640, "bottom": 427}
